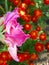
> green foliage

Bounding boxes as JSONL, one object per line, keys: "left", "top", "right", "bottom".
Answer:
{"left": 0, "top": 42, "right": 8, "bottom": 52}
{"left": 19, "top": 39, "right": 37, "bottom": 54}
{"left": 0, "top": 25, "right": 4, "bottom": 32}
{"left": 0, "top": 0, "right": 14, "bottom": 16}
{"left": 9, "top": 60, "right": 27, "bottom": 65}
{"left": 18, "top": 18, "right": 25, "bottom": 25}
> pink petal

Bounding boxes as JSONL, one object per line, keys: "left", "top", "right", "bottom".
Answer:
{"left": 8, "top": 45, "right": 19, "bottom": 62}
{"left": 5, "top": 29, "right": 29, "bottom": 47}
{"left": 4, "top": 12, "right": 11, "bottom": 25}
{"left": 16, "top": 23, "right": 23, "bottom": 29}
{"left": 12, "top": 29, "right": 29, "bottom": 46}
{"left": 6, "top": 21, "right": 12, "bottom": 34}
{"left": 4, "top": 11, "right": 19, "bottom": 25}
{"left": 4, "top": 39, "right": 12, "bottom": 47}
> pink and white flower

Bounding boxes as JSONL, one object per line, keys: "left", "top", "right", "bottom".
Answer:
{"left": 4, "top": 8, "right": 29, "bottom": 62}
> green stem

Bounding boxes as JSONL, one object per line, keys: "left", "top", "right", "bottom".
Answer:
{"left": 9, "top": 5, "right": 12, "bottom": 11}
{"left": 5, "top": 0, "right": 8, "bottom": 12}
{"left": 0, "top": 6, "right": 5, "bottom": 14}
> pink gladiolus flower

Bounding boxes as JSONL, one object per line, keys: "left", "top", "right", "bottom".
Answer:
{"left": 4, "top": 8, "right": 29, "bottom": 62}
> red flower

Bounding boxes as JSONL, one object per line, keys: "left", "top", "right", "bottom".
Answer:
{"left": 34, "top": 42, "right": 44, "bottom": 52}
{"left": 17, "top": 53, "right": 25, "bottom": 62}
{"left": 44, "top": 0, "right": 49, "bottom": 5}
{"left": 18, "top": 9, "right": 26, "bottom": 18}
{"left": 1, "top": 51, "right": 9, "bottom": 60}
{"left": 23, "top": 52, "right": 30, "bottom": 60}
{"left": 31, "top": 15, "right": 37, "bottom": 23}
{"left": 0, "top": 57, "right": 6, "bottom": 65}
{"left": 36, "top": 25, "right": 41, "bottom": 31}
{"left": 45, "top": 42, "right": 49, "bottom": 51}
{"left": 33, "top": 9, "right": 42, "bottom": 19}
{"left": 7, "top": 53, "right": 13, "bottom": 61}
{"left": 39, "top": 33, "right": 46, "bottom": 41}
{"left": 24, "top": 23, "right": 31, "bottom": 31}
{"left": 9, "top": 0, "right": 20, "bottom": 6}
{"left": 23, "top": 0, "right": 31, "bottom": 5}
{"left": 1, "top": 51, "right": 12, "bottom": 61}
{"left": 30, "top": 53, "right": 38, "bottom": 61}
{"left": 30, "top": 1, "right": 35, "bottom": 6}
{"left": 24, "top": 14, "right": 31, "bottom": 22}
{"left": 19, "top": 3, "right": 27, "bottom": 10}
{"left": 29, "top": 30, "right": 38, "bottom": 40}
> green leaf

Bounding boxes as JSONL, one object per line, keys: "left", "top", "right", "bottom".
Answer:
{"left": 0, "top": 25, "right": 4, "bottom": 32}
{"left": 9, "top": 60, "right": 28, "bottom": 65}
{"left": 19, "top": 39, "right": 37, "bottom": 53}
{"left": 9, "top": 60, "right": 19, "bottom": 65}
{"left": 0, "top": 33, "right": 5, "bottom": 42}
{"left": 0, "top": 44, "right": 8, "bottom": 52}
{"left": 34, "top": 0, "right": 43, "bottom": 3}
